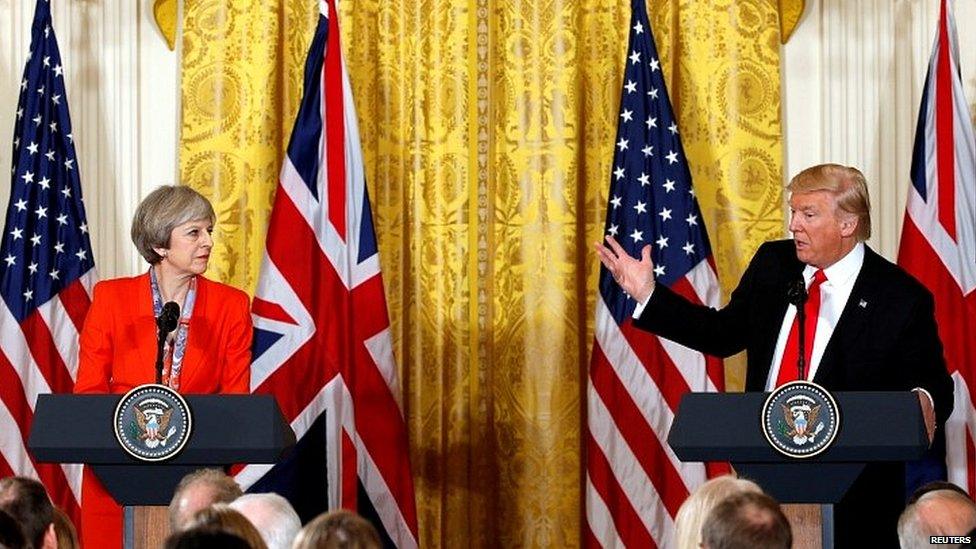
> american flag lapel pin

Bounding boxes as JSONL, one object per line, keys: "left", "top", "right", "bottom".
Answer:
{"left": 858, "top": 299, "right": 867, "bottom": 309}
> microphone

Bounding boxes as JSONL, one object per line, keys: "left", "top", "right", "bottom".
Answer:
{"left": 157, "top": 301, "right": 180, "bottom": 333}
{"left": 786, "top": 279, "right": 807, "bottom": 308}
{"left": 155, "top": 301, "right": 180, "bottom": 384}
{"left": 787, "top": 278, "right": 809, "bottom": 382}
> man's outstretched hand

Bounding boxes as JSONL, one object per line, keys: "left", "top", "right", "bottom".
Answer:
{"left": 595, "top": 235, "right": 656, "bottom": 304}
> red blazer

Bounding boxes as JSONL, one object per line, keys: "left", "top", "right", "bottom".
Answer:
{"left": 73, "top": 272, "right": 251, "bottom": 549}
{"left": 74, "top": 272, "right": 252, "bottom": 394}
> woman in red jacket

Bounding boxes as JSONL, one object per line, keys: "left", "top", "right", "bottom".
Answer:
{"left": 74, "top": 185, "right": 252, "bottom": 549}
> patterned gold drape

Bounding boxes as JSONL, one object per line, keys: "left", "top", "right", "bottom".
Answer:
{"left": 179, "top": 0, "right": 787, "bottom": 546}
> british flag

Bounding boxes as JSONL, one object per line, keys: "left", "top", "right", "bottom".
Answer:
{"left": 0, "top": 0, "right": 94, "bottom": 533}
{"left": 233, "top": 0, "right": 418, "bottom": 546}
{"left": 585, "top": 1, "right": 726, "bottom": 547}
{"left": 897, "top": 0, "right": 976, "bottom": 495}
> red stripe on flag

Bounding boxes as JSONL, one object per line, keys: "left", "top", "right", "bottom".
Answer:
{"left": 590, "top": 345, "right": 689, "bottom": 517}
{"left": 582, "top": 522, "right": 601, "bottom": 549}
{"left": 342, "top": 428, "right": 357, "bottom": 509}
{"left": 935, "top": 0, "right": 956, "bottom": 239}
{"left": 20, "top": 313, "right": 73, "bottom": 393}
{"left": 0, "top": 351, "right": 35, "bottom": 442}
{"left": 57, "top": 279, "right": 91, "bottom": 333}
{"left": 585, "top": 433, "right": 657, "bottom": 549}
{"left": 252, "top": 297, "right": 298, "bottom": 325}
{"left": 323, "top": 0, "right": 346, "bottom": 239}
{"left": 0, "top": 452, "right": 12, "bottom": 479}
{"left": 620, "top": 323, "right": 690, "bottom": 412}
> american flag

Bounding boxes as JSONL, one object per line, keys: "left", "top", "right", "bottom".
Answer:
{"left": 0, "top": 0, "right": 94, "bottom": 532}
{"left": 897, "top": 0, "right": 976, "bottom": 495}
{"left": 585, "top": 1, "right": 726, "bottom": 547}
{"left": 233, "top": 0, "right": 418, "bottom": 546}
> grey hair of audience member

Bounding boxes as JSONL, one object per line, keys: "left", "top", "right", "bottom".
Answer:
{"left": 898, "top": 489, "right": 976, "bottom": 549}
{"left": 701, "top": 492, "right": 792, "bottom": 549}
{"left": 168, "top": 468, "right": 243, "bottom": 531}
{"left": 228, "top": 493, "right": 301, "bottom": 549}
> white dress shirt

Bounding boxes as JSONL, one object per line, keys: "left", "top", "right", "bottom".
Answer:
{"left": 764, "top": 243, "right": 864, "bottom": 389}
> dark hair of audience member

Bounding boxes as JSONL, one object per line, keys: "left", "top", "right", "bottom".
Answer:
{"left": 0, "top": 508, "right": 27, "bottom": 549}
{"left": 292, "top": 509, "right": 382, "bottom": 549}
{"left": 184, "top": 504, "right": 267, "bottom": 549}
{"left": 51, "top": 506, "right": 79, "bottom": 549}
{"left": 701, "top": 492, "right": 792, "bottom": 549}
{"left": 164, "top": 527, "right": 253, "bottom": 549}
{"left": 907, "top": 480, "right": 970, "bottom": 505}
{"left": 0, "top": 476, "right": 54, "bottom": 548}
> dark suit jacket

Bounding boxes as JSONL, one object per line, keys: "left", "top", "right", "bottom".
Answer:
{"left": 636, "top": 239, "right": 953, "bottom": 426}
{"left": 637, "top": 239, "right": 953, "bottom": 546}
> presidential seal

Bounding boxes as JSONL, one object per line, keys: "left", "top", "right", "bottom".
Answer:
{"left": 113, "top": 384, "right": 192, "bottom": 462}
{"left": 761, "top": 381, "right": 840, "bottom": 458}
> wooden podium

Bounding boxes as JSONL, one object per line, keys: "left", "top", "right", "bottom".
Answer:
{"left": 28, "top": 393, "right": 295, "bottom": 549}
{"left": 668, "top": 391, "right": 928, "bottom": 548}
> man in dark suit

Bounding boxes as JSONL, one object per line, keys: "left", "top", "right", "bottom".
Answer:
{"left": 596, "top": 163, "right": 953, "bottom": 546}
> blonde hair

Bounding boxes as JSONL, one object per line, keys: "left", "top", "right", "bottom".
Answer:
{"left": 787, "top": 163, "right": 872, "bottom": 241}
{"left": 131, "top": 185, "right": 215, "bottom": 264}
{"left": 673, "top": 474, "right": 763, "bottom": 549}
{"left": 52, "top": 506, "right": 79, "bottom": 549}
{"left": 185, "top": 504, "right": 267, "bottom": 549}
{"left": 292, "top": 509, "right": 381, "bottom": 549}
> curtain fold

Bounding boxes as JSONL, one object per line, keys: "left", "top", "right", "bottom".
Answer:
{"left": 178, "top": 0, "right": 786, "bottom": 545}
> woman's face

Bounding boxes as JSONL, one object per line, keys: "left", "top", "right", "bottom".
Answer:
{"left": 158, "top": 219, "right": 213, "bottom": 277}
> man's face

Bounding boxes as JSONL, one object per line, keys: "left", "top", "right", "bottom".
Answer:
{"left": 788, "top": 191, "right": 854, "bottom": 268}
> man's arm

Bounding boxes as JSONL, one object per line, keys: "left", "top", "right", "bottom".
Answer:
{"left": 896, "top": 290, "right": 954, "bottom": 432}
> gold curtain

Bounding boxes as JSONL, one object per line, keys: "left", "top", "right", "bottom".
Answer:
{"left": 179, "top": 0, "right": 786, "bottom": 546}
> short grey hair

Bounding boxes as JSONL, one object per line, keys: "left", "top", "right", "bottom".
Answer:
{"left": 131, "top": 185, "right": 215, "bottom": 264}
{"left": 229, "top": 493, "right": 301, "bottom": 549}
{"left": 168, "top": 468, "right": 242, "bottom": 532}
{"left": 898, "top": 489, "right": 976, "bottom": 548}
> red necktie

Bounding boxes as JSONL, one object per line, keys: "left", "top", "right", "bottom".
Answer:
{"left": 776, "top": 269, "right": 827, "bottom": 386}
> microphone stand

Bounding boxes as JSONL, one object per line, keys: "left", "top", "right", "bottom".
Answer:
{"left": 155, "top": 324, "right": 167, "bottom": 385}
{"left": 787, "top": 279, "right": 809, "bottom": 383}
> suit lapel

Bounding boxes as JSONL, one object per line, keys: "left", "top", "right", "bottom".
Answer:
{"left": 180, "top": 276, "right": 207, "bottom": 388}
{"left": 815, "top": 247, "right": 883, "bottom": 384}
{"left": 135, "top": 272, "right": 159, "bottom": 381}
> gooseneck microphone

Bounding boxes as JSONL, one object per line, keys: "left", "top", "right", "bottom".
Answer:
{"left": 786, "top": 278, "right": 809, "bottom": 382}
{"left": 155, "top": 301, "right": 181, "bottom": 384}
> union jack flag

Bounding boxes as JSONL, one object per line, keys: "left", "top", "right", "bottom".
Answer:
{"left": 0, "top": 0, "right": 94, "bottom": 533}
{"left": 233, "top": 0, "right": 418, "bottom": 546}
{"left": 897, "top": 0, "right": 976, "bottom": 495}
{"left": 585, "top": 1, "right": 726, "bottom": 547}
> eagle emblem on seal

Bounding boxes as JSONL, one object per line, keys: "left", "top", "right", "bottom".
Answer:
{"left": 781, "top": 401, "right": 824, "bottom": 445}
{"left": 134, "top": 406, "right": 176, "bottom": 448}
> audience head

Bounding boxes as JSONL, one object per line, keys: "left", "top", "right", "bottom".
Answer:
{"left": 164, "top": 527, "right": 253, "bottom": 549}
{"left": 898, "top": 488, "right": 976, "bottom": 548}
{"left": 0, "top": 476, "right": 56, "bottom": 549}
{"left": 168, "top": 469, "right": 243, "bottom": 531}
{"left": 51, "top": 506, "right": 79, "bottom": 549}
{"left": 673, "top": 474, "right": 762, "bottom": 549}
{"left": 701, "top": 492, "right": 792, "bottom": 549}
{"left": 292, "top": 509, "right": 381, "bottom": 549}
{"left": 228, "top": 493, "right": 301, "bottom": 549}
{"left": 184, "top": 504, "right": 267, "bottom": 549}
{"left": 0, "top": 508, "right": 27, "bottom": 549}
{"left": 908, "top": 480, "right": 971, "bottom": 505}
